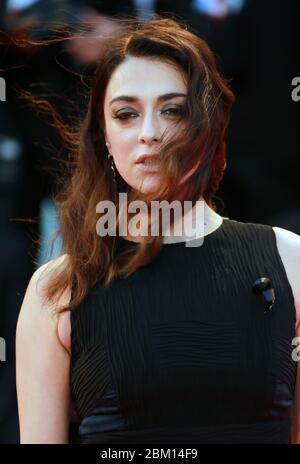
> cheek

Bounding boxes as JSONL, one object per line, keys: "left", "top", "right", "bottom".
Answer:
{"left": 110, "top": 127, "right": 135, "bottom": 163}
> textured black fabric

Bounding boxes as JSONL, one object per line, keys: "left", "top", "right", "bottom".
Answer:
{"left": 69, "top": 218, "right": 297, "bottom": 444}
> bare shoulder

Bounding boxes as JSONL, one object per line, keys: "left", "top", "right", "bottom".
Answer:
{"left": 272, "top": 226, "right": 300, "bottom": 325}
{"left": 39, "top": 254, "right": 72, "bottom": 354}
{"left": 17, "top": 253, "right": 71, "bottom": 353}
{"left": 34, "top": 254, "right": 69, "bottom": 292}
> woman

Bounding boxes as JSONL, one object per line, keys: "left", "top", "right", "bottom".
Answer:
{"left": 16, "top": 17, "right": 300, "bottom": 444}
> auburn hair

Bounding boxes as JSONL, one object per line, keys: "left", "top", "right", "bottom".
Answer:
{"left": 37, "top": 15, "right": 235, "bottom": 313}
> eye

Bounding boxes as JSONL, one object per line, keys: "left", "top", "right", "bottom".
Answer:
{"left": 112, "top": 112, "right": 137, "bottom": 121}
{"left": 112, "top": 106, "right": 186, "bottom": 122}
{"left": 162, "top": 107, "right": 186, "bottom": 117}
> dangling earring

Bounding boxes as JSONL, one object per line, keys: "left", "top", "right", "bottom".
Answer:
{"left": 108, "top": 152, "right": 116, "bottom": 178}
{"left": 106, "top": 142, "right": 116, "bottom": 180}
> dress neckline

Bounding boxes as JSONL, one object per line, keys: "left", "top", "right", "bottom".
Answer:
{"left": 118, "top": 217, "right": 229, "bottom": 247}
{"left": 162, "top": 216, "right": 228, "bottom": 246}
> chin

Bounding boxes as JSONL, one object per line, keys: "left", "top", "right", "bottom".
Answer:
{"left": 134, "top": 174, "right": 161, "bottom": 195}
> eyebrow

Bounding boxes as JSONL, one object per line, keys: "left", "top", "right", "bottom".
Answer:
{"left": 109, "top": 92, "right": 187, "bottom": 107}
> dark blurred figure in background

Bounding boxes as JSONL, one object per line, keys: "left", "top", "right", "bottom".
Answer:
{"left": 0, "top": 0, "right": 33, "bottom": 444}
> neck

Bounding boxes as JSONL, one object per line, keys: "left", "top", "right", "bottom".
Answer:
{"left": 162, "top": 196, "right": 222, "bottom": 243}
{"left": 123, "top": 196, "right": 223, "bottom": 244}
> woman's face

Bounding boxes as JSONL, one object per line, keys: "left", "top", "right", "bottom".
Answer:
{"left": 103, "top": 56, "right": 191, "bottom": 194}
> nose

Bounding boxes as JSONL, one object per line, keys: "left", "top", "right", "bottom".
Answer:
{"left": 138, "top": 113, "right": 161, "bottom": 145}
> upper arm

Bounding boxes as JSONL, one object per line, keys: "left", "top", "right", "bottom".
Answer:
{"left": 272, "top": 227, "right": 300, "bottom": 443}
{"left": 272, "top": 226, "right": 300, "bottom": 325}
{"left": 16, "top": 254, "right": 72, "bottom": 444}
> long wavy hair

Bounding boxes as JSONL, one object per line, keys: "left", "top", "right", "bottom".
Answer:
{"left": 38, "top": 15, "right": 235, "bottom": 313}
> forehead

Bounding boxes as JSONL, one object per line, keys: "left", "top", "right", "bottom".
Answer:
{"left": 104, "top": 56, "right": 187, "bottom": 105}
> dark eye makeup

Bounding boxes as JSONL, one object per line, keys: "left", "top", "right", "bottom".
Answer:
{"left": 112, "top": 106, "right": 186, "bottom": 121}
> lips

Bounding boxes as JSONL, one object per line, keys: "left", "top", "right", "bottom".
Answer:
{"left": 135, "top": 154, "right": 160, "bottom": 164}
{"left": 135, "top": 154, "right": 160, "bottom": 173}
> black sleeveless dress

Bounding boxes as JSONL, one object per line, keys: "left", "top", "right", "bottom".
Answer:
{"left": 69, "top": 218, "right": 297, "bottom": 444}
